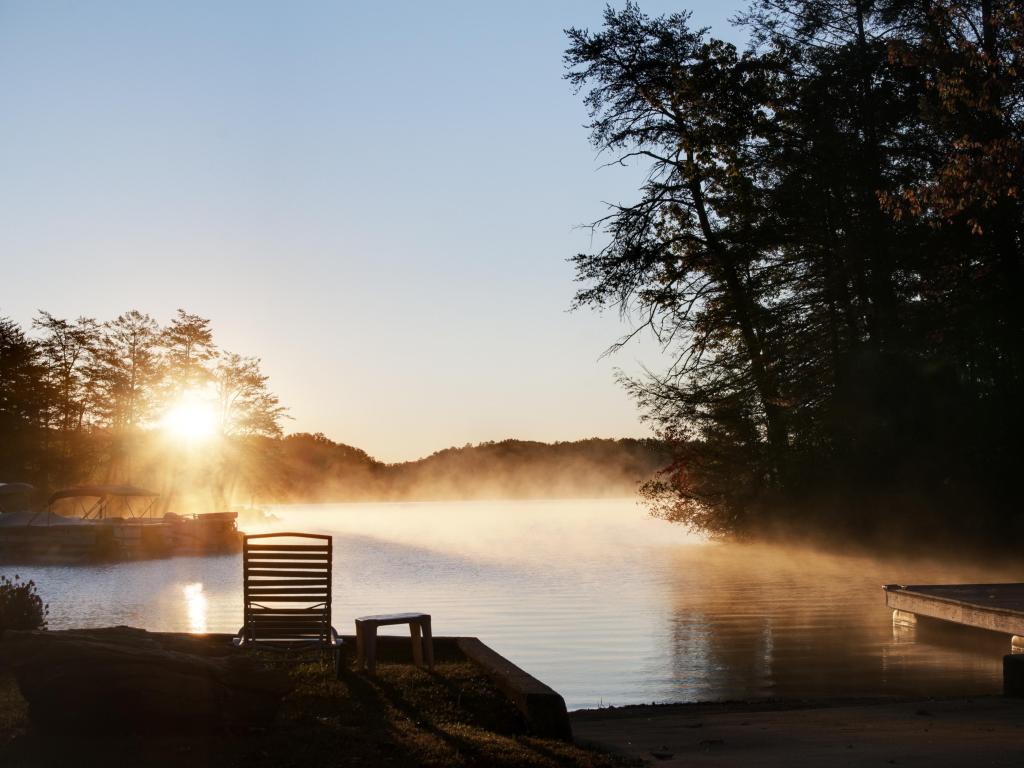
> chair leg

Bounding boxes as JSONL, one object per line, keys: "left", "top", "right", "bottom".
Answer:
{"left": 410, "top": 622, "right": 423, "bottom": 668}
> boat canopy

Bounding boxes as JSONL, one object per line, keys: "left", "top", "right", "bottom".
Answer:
{"left": 0, "top": 483, "right": 35, "bottom": 496}
{"left": 47, "top": 485, "right": 159, "bottom": 506}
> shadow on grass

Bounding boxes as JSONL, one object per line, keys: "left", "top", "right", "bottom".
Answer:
{"left": 0, "top": 660, "right": 634, "bottom": 768}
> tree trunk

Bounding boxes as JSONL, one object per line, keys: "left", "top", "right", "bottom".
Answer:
{"left": 686, "top": 158, "right": 788, "bottom": 461}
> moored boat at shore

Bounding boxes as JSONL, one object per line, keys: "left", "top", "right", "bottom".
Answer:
{"left": 0, "top": 484, "right": 243, "bottom": 563}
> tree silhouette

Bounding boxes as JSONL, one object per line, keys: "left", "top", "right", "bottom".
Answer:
{"left": 161, "top": 309, "right": 216, "bottom": 394}
{"left": 567, "top": 1, "right": 1024, "bottom": 542}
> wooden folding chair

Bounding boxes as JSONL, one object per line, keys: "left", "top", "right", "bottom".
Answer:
{"left": 233, "top": 532, "right": 343, "bottom": 676}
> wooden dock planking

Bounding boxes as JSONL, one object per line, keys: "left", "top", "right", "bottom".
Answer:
{"left": 884, "top": 583, "right": 1024, "bottom": 638}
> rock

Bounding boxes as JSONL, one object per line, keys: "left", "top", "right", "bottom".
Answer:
{"left": 0, "top": 626, "right": 293, "bottom": 733}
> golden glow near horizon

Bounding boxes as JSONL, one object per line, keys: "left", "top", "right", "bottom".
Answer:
{"left": 0, "top": 3, "right": 687, "bottom": 463}
{"left": 161, "top": 390, "right": 219, "bottom": 443}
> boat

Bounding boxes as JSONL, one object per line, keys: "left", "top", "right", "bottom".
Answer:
{"left": 0, "top": 483, "right": 113, "bottom": 562}
{"left": 0, "top": 484, "right": 243, "bottom": 562}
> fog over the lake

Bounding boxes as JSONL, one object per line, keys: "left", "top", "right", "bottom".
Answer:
{"left": 14, "top": 499, "right": 1018, "bottom": 710}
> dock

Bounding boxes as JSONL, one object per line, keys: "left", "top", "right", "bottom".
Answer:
{"left": 884, "top": 583, "right": 1024, "bottom": 648}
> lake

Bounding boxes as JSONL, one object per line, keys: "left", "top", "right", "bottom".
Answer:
{"left": 8, "top": 498, "right": 1019, "bottom": 710}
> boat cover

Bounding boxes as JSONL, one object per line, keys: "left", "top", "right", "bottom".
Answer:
{"left": 0, "top": 483, "right": 35, "bottom": 496}
{"left": 47, "top": 485, "right": 159, "bottom": 505}
{"left": 0, "top": 511, "right": 92, "bottom": 527}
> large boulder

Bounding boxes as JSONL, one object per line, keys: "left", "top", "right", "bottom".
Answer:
{"left": 0, "top": 626, "right": 293, "bottom": 733}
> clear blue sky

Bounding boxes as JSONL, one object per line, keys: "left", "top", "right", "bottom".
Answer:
{"left": 0, "top": 1, "right": 745, "bottom": 462}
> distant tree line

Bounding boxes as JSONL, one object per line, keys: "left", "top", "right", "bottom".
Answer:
{"left": 253, "top": 435, "right": 672, "bottom": 503}
{"left": 389, "top": 437, "right": 671, "bottom": 499}
{"left": 0, "top": 309, "right": 285, "bottom": 497}
{"left": 253, "top": 434, "right": 671, "bottom": 505}
{"left": 1, "top": 307, "right": 668, "bottom": 506}
{"left": 566, "top": 1, "right": 1024, "bottom": 543}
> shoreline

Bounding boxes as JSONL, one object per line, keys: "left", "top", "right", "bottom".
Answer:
{"left": 570, "top": 692, "right": 960, "bottom": 717}
{"left": 570, "top": 694, "right": 1024, "bottom": 766}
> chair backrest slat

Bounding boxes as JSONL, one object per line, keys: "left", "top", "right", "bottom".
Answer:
{"left": 242, "top": 532, "right": 333, "bottom": 647}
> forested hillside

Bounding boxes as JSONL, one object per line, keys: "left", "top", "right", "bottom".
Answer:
{"left": 246, "top": 435, "right": 671, "bottom": 503}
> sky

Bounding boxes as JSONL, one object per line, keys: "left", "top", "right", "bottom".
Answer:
{"left": 0, "top": 1, "right": 746, "bottom": 463}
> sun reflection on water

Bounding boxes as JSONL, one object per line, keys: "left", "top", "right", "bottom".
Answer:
{"left": 183, "top": 582, "right": 208, "bottom": 633}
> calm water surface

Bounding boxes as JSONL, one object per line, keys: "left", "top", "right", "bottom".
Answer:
{"left": 9, "top": 499, "right": 1020, "bottom": 710}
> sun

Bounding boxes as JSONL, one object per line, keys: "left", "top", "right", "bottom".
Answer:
{"left": 162, "top": 391, "right": 219, "bottom": 442}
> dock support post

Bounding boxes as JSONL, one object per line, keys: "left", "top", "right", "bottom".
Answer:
{"left": 892, "top": 609, "right": 917, "bottom": 627}
{"left": 1005, "top": 654, "right": 1024, "bottom": 695}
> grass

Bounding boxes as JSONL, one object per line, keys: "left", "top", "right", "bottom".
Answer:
{"left": 0, "top": 658, "right": 635, "bottom": 768}
{"left": 0, "top": 674, "right": 28, "bottom": 745}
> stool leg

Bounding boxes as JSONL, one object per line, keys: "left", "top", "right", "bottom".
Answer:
{"left": 410, "top": 622, "right": 423, "bottom": 668}
{"left": 366, "top": 626, "right": 377, "bottom": 675}
{"left": 422, "top": 617, "right": 434, "bottom": 671}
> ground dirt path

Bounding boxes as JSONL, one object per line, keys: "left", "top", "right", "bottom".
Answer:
{"left": 571, "top": 697, "right": 1024, "bottom": 767}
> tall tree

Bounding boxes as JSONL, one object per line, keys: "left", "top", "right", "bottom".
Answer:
{"left": 881, "top": 0, "right": 1024, "bottom": 394}
{"left": 32, "top": 312, "right": 100, "bottom": 434}
{"left": 214, "top": 352, "right": 287, "bottom": 438}
{"left": 0, "top": 316, "right": 50, "bottom": 481}
{"left": 565, "top": 4, "right": 797, "bottom": 526}
{"left": 208, "top": 352, "right": 287, "bottom": 510}
{"left": 31, "top": 312, "right": 101, "bottom": 485}
{"left": 88, "top": 310, "right": 163, "bottom": 430}
{"left": 161, "top": 309, "right": 216, "bottom": 394}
